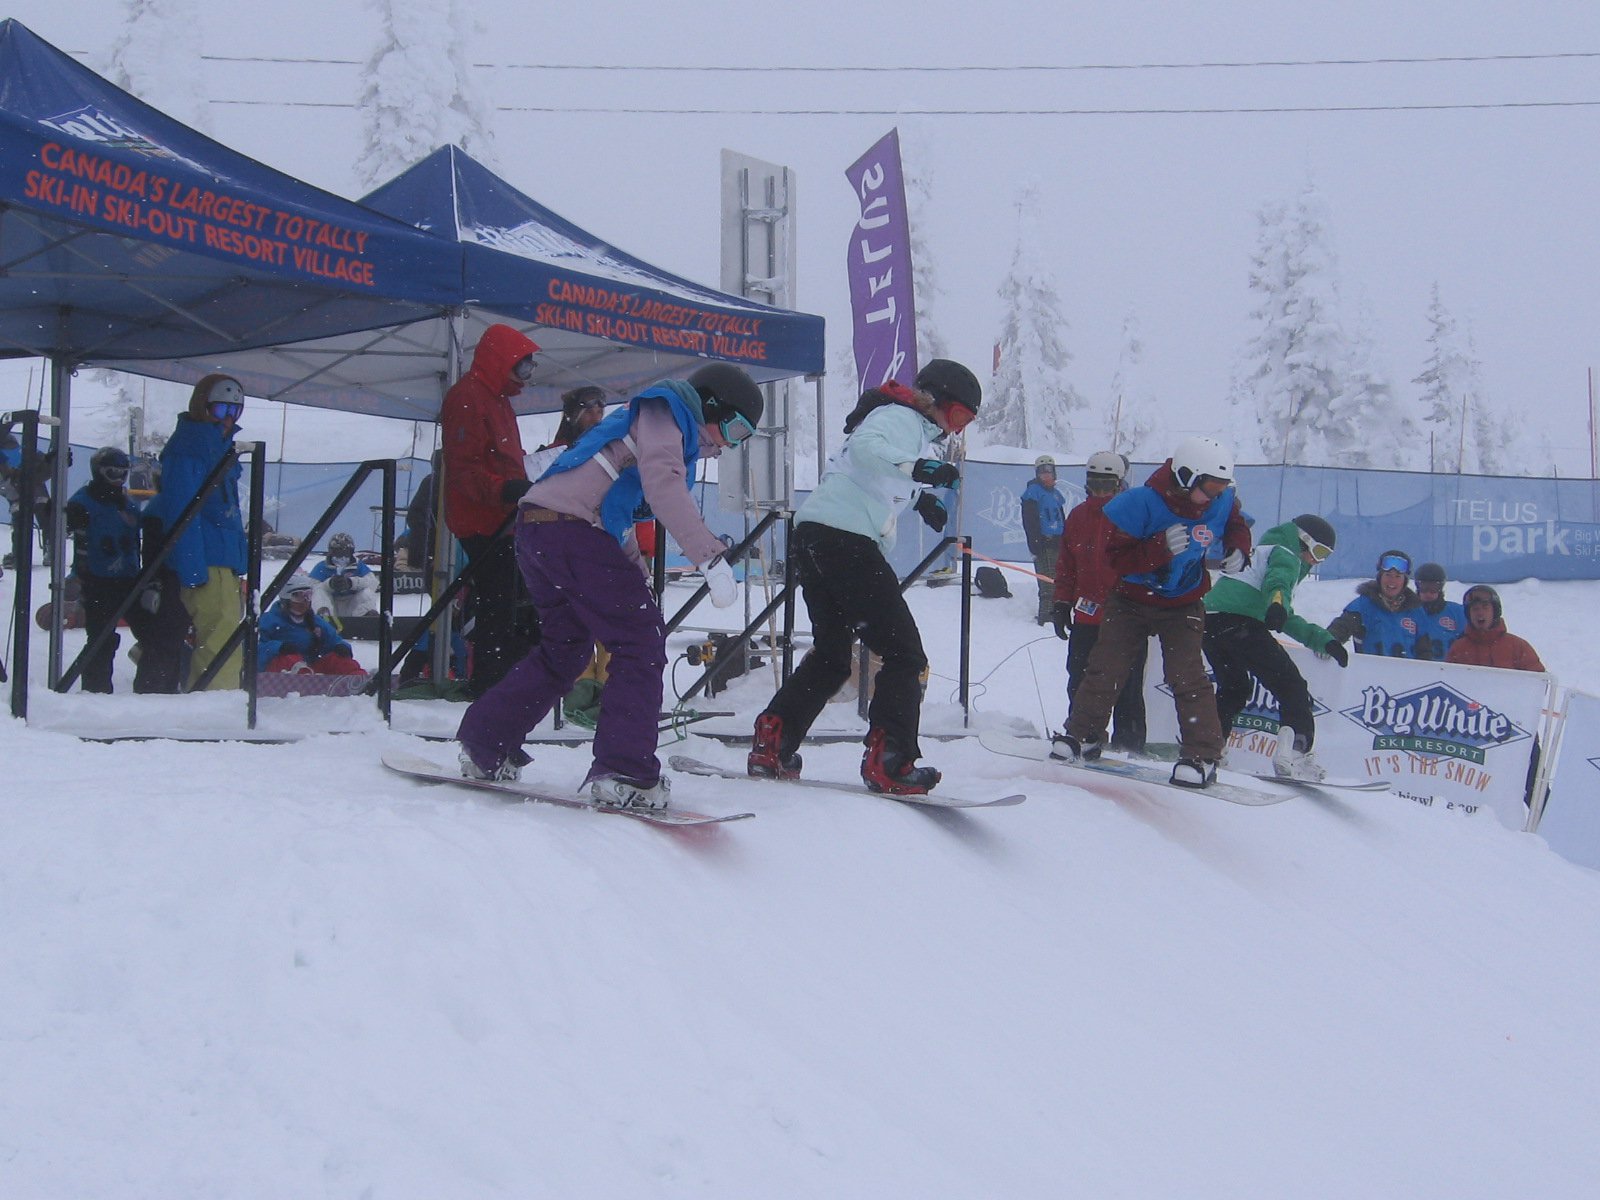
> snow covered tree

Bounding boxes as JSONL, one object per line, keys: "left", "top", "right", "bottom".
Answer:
{"left": 899, "top": 132, "right": 949, "bottom": 370}
{"left": 980, "top": 184, "right": 1086, "bottom": 453}
{"left": 1415, "top": 284, "right": 1520, "bottom": 474}
{"left": 355, "top": 0, "right": 499, "bottom": 191}
{"left": 101, "top": 0, "right": 211, "bottom": 131}
{"left": 1102, "top": 312, "right": 1159, "bottom": 460}
{"left": 1228, "top": 183, "right": 1414, "bottom": 468}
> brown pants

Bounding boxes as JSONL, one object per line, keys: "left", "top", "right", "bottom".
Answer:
{"left": 1068, "top": 591, "right": 1224, "bottom": 761}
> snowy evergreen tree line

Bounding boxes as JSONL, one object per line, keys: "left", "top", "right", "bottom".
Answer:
{"left": 91, "top": 3, "right": 1543, "bottom": 477}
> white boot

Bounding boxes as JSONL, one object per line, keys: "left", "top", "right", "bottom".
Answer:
{"left": 1170, "top": 757, "right": 1218, "bottom": 788}
{"left": 459, "top": 747, "right": 521, "bottom": 782}
{"left": 1273, "top": 733, "right": 1327, "bottom": 782}
{"left": 589, "top": 775, "right": 673, "bottom": 811}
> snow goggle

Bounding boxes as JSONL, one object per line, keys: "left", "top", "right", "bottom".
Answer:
{"left": 1298, "top": 530, "right": 1333, "bottom": 562}
{"left": 1192, "top": 475, "right": 1229, "bottom": 499}
{"left": 513, "top": 357, "right": 536, "bottom": 383}
{"left": 285, "top": 587, "right": 313, "bottom": 601}
{"left": 98, "top": 465, "right": 129, "bottom": 483}
{"left": 208, "top": 400, "right": 244, "bottom": 421}
{"left": 718, "top": 411, "right": 757, "bottom": 446}
{"left": 938, "top": 402, "right": 976, "bottom": 434}
{"left": 1378, "top": 553, "right": 1412, "bottom": 574}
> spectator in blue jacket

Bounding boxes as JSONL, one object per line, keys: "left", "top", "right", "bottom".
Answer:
{"left": 258, "top": 574, "right": 364, "bottom": 676}
{"left": 64, "top": 447, "right": 188, "bottom": 693}
{"left": 1326, "top": 550, "right": 1424, "bottom": 657}
{"left": 1412, "top": 562, "right": 1468, "bottom": 661}
{"left": 145, "top": 375, "right": 249, "bottom": 689}
{"left": 1021, "top": 455, "right": 1068, "bottom": 624}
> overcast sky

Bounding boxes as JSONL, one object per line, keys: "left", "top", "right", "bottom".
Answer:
{"left": 7, "top": 0, "right": 1600, "bottom": 470}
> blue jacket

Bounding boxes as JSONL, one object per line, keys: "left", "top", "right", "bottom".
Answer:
{"left": 258, "top": 601, "right": 351, "bottom": 667}
{"left": 148, "top": 415, "right": 247, "bottom": 587}
{"left": 1020, "top": 480, "right": 1067, "bottom": 553}
{"left": 1413, "top": 599, "right": 1468, "bottom": 661}
{"left": 65, "top": 480, "right": 142, "bottom": 580}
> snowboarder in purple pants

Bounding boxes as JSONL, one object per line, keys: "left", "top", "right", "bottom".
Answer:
{"left": 455, "top": 364, "right": 762, "bottom": 810}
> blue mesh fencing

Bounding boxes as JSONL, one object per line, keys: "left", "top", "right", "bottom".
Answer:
{"left": 6, "top": 445, "right": 1599, "bottom": 584}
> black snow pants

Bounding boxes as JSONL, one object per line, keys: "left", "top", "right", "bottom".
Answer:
{"left": 1202, "top": 610, "right": 1317, "bottom": 748}
{"left": 762, "top": 522, "right": 928, "bottom": 760}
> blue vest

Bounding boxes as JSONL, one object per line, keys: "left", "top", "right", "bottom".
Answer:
{"left": 1022, "top": 480, "right": 1067, "bottom": 539}
{"left": 1342, "top": 591, "right": 1424, "bottom": 658}
{"left": 538, "top": 382, "right": 702, "bottom": 542}
{"left": 1414, "top": 601, "right": 1468, "bottom": 660}
{"left": 68, "top": 483, "right": 142, "bottom": 579}
{"left": 1104, "top": 483, "right": 1235, "bottom": 600}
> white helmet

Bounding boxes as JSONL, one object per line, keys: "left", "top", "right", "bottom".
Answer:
{"left": 1170, "top": 436, "right": 1234, "bottom": 491}
{"left": 283, "top": 572, "right": 316, "bottom": 600}
{"left": 1085, "top": 450, "right": 1130, "bottom": 484}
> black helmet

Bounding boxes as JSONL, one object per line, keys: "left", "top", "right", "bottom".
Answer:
{"left": 914, "top": 359, "right": 982, "bottom": 415}
{"left": 1415, "top": 562, "right": 1447, "bottom": 587}
{"left": 328, "top": 532, "right": 357, "bottom": 560}
{"left": 91, "top": 446, "right": 130, "bottom": 485}
{"left": 1291, "top": 514, "right": 1336, "bottom": 558}
{"left": 1463, "top": 584, "right": 1502, "bottom": 622}
{"left": 688, "top": 363, "right": 764, "bottom": 428}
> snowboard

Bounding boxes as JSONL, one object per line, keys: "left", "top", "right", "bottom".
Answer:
{"left": 977, "top": 732, "right": 1288, "bottom": 808}
{"left": 1249, "top": 773, "right": 1391, "bottom": 794}
{"left": 667, "top": 754, "right": 1026, "bottom": 809}
{"left": 382, "top": 753, "right": 755, "bottom": 827}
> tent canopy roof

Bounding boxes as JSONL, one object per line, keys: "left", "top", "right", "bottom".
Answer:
{"left": 0, "top": 21, "right": 824, "bottom": 421}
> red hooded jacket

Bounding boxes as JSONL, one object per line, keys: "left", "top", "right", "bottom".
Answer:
{"left": 441, "top": 324, "right": 538, "bottom": 539}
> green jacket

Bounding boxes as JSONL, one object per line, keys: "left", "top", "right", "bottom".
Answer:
{"left": 1204, "top": 520, "right": 1336, "bottom": 653}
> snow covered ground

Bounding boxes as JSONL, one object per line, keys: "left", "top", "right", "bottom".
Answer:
{"left": 4, "top": 558, "right": 1600, "bottom": 1198}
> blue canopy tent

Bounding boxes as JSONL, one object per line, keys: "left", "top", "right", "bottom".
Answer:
{"left": 119, "top": 146, "right": 828, "bottom": 420}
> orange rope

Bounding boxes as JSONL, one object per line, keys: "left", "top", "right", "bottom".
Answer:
{"left": 958, "top": 542, "right": 1053, "bottom": 584}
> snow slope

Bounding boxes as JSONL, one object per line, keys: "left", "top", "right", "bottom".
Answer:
{"left": 3, "top": 568, "right": 1600, "bottom": 1198}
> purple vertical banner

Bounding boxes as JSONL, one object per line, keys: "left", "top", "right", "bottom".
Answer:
{"left": 844, "top": 128, "right": 918, "bottom": 392}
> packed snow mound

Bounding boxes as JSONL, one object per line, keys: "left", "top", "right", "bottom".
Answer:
{"left": 4, "top": 717, "right": 1600, "bottom": 1199}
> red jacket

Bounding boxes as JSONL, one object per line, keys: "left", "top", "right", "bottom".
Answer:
{"left": 1051, "top": 493, "right": 1121, "bottom": 624}
{"left": 442, "top": 325, "right": 537, "bottom": 539}
{"left": 1446, "top": 622, "right": 1546, "bottom": 672}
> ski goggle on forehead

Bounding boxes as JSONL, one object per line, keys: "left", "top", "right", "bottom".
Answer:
{"left": 1379, "top": 553, "right": 1412, "bottom": 574}
{"left": 1298, "top": 529, "right": 1333, "bottom": 562}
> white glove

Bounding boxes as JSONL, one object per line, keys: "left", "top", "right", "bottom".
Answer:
{"left": 704, "top": 557, "right": 738, "bottom": 609}
{"left": 1221, "top": 548, "right": 1248, "bottom": 573}
{"left": 1164, "top": 523, "right": 1191, "bottom": 556}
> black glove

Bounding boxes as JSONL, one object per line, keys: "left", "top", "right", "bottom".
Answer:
{"left": 500, "top": 478, "right": 533, "bottom": 504}
{"left": 913, "top": 491, "right": 948, "bottom": 532}
{"left": 1325, "top": 641, "right": 1349, "bottom": 668}
{"left": 329, "top": 574, "right": 354, "bottom": 596}
{"left": 910, "top": 458, "right": 960, "bottom": 488}
{"left": 1051, "top": 601, "right": 1074, "bottom": 641}
{"left": 1325, "top": 613, "right": 1363, "bottom": 644}
{"left": 1264, "top": 602, "right": 1287, "bottom": 632}
{"left": 1414, "top": 636, "right": 1437, "bottom": 662}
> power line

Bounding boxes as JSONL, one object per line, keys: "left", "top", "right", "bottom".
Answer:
{"left": 212, "top": 98, "right": 1600, "bottom": 115}
{"left": 191, "top": 49, "right": 1600, "bottom": 72}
